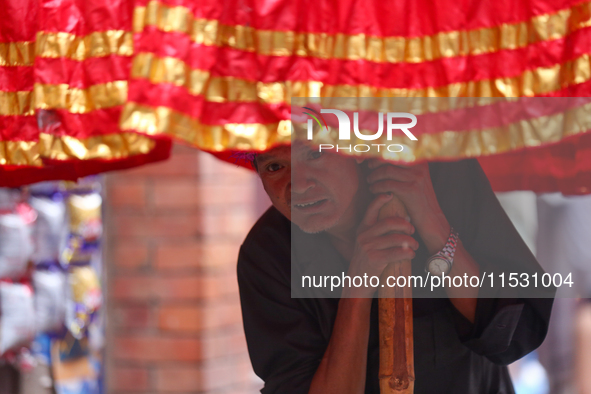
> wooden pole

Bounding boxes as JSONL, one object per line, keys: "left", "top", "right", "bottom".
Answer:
{"left": 378, "top": 196, "right": 415, "bottom": 394}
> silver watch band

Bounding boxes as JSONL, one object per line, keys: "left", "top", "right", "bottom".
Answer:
{"left": 440, "top": 228, "right": 459, "bottom": 261}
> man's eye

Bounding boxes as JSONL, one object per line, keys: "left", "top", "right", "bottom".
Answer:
{"left": 266, "top": 163, "right": 283, "bottom": 172}
{"left": 309, "top": 151, "right": 323, "bottom": 160}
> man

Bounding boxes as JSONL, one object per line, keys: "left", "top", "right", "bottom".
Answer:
{"left": 237, "top": 142, "right": 553, "bottom": 393}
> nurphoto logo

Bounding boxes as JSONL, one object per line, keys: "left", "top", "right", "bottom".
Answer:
{"left": 303, "top": 107, "right": 418, "bottom": 153}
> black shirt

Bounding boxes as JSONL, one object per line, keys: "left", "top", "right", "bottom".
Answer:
{"left": 237, "top": 159, "right": 554, "bottom": 394}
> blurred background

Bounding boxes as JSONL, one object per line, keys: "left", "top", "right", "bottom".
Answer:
{"left": 0, "top": 142, "right": 590, "bottom": 394}
{"left": 0, "top": 144, "right": 268, "bottom": 394}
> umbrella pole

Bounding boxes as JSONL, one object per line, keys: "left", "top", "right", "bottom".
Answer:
{"left": 378, "top": 197, "right": 415, "bottom": 394}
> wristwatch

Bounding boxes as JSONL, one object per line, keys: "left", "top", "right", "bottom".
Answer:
{"left": 425, "top": 228, "right": 459, "bottom": 276}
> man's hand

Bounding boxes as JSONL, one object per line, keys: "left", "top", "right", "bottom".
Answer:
{"left": 365, "top": 159, "right": 481, "bottom": 322}
{"left": 365, "top": 160, "right": 449, "bottom": 255}
{"left": 345, "top": 193, "right": 418, "bottom": 298}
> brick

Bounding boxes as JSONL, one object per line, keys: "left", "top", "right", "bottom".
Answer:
{"left": 113, "top": 243, "right": 149, "bottom": 270}
{"left": 202, "top": 330, "right": 249, "bottom": 360}
{"left": 201, "top": 361, "right": 240, "bottom": 391}
{"left": 201, "top": 207, "right": 256, "bottom": 238}
{"left": 153, "top": 179, "right": 200, "bottom": 209}
{"left": 157, "top": 302, "right": 242, "bottom": 332}
{"left": 154, "top": 239, "right": 243, "bottom": 272}
{"left": 110, "top": 276, "right": 203, "bottom": 301}
{"left": 154, "top": 243, "right": 202, "bottom": 270}
{"left": 201, "top": 240, "right": 241, "bottom": 270}
{"left": 112, "top": 304, "right": 152, "bottom": 330}
{"left": 113, "top": 336, "right": 201, "bottom": 362}
{"left": 197, "top": 183, "right": 256, "bottom": 207}
{"left": 109, "top": 212, "right": 202, "bottom": 239}
{"left": 197, "top": 152, "right": 253, "bottom": 180}
{"left": 154, "top": 366, "right": 202, "bottom": 391}
{"left": 199, "top": 272, "right": 240, "bottom": 299}
{"left": 157, "top": 306, "right": 202, "bottom": 332}
{"left": 117, "top": 153, "right": 200, "bottom": 177}
{"left": 107, "top": 179, "right": 147, "bottom": 208}
{"left": 202, "top": 302, "right": 243, "bottom": 330}
{"left": 110, "top": 366, "right": 150, "bottom": 391}
{"left": 200, "top": 355, "right": 257, "bottom": 391}
{"left": 104, "top": 145, "right": 263, "bottom": 394}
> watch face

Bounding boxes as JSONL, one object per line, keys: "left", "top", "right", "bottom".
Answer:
{"left": 428, "top": 257, "right": 451, "bottom": 276}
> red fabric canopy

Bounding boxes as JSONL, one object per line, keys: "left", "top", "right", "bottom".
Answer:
{"left": 0, "top": 0, "right": 171, "bottom": 186}
{"left": 1, "top": 0, "right": 591, "bottom": 193}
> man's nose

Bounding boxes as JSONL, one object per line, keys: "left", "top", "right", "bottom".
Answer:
{"left": 291, "top": 170, "right": 315, "bottom": 194}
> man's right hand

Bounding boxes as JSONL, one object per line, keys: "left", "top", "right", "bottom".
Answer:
{"left": 345, "top": 193, "right": 419, "bottom": 298}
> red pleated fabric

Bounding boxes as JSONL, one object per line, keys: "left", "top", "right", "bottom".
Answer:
{"left": 0, "top": 0, "right": 171, "bottom": 187}
{"left": 2, "top": 0, "right": 591, "bottom": 193}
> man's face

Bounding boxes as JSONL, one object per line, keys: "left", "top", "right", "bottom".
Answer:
{"left": 256, "top": 143, "right": 362, "bottom": 233}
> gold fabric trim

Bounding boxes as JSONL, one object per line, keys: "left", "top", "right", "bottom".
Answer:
{"left": 0, "top": 140, "right": 42, "bottom": 166}
{"left": 131, "top": 51, "right": 591, "bottom": 102}
{"left": 34, "top": 81, "right": 128, "bottom": 113}
{"left": 130, "top": 52, "right": 210, "bottom": 97}
{"left": 0, "top": 91, "right": 34, "bottom": 116}
{"left": 5, "top": 51, "right": 589, "bottom": 117}
{"left": 39, "top": 131, "right": 156, "bottom": 161}
{"left": 0, "top": 41, "right": 35, "bottom": 66}
{"left": 35, "top": 30, "right": 134, "bottom": 61}
{"left": 120, "top": 102, "right": 292, "bottom": 150}
{"left": 0, "top": 31, "right": 133, "bottom": 67}
{"left": 300, "top": 99, "right": 591, "bottom": 162}
{"left": 1, "top": 81, "right": 127, "bottom": 116}
{"left": 133, "top": 0, "right": 591, "bottom": 63}
{"left": 121, "top": 98, "right": 591, "bottom": 161}
{"left": 0, "top": 132, "right": 156, "bottom": 166}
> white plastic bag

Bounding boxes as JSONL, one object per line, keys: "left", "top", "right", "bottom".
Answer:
{"left": 0, "top": 282, "right": 36, "bottom": 355}
{"left": 32, "top": 270, "right": 67, "bottom": 333}
{"left": 0, "top": 212, "right": 34, "bottom": 279}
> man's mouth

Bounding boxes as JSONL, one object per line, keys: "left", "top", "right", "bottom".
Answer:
{"left": 293, "top": 199, "right": 328, "bottom": 210}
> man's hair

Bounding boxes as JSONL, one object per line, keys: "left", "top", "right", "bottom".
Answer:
{"left": 230, "top": 152, "right": 258, "bottom": 171}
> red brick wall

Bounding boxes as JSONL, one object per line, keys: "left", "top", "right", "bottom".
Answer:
{"left": 104, "top": 144, "right": 267, "bottom": 394}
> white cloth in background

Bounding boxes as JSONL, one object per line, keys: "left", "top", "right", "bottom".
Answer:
{"left": 536, "top": 193, "right": 591, "bottom": 394}
{"left": 496, "top": 192, "right": 538, "bottom": 255}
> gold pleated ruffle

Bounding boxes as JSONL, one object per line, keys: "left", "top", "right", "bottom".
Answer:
{"left": 0, "top": 41, "right": 35, "bottom": 67}
{"left": 120, "top": 102, "right": 292, "bottom": 151}
{"left": 0, "top": 140, "right": 42, "bottom": 166}
{"left": 294, "top": 98, "right": 591, "bottom": 162}
{"left": 0, "top": 91, "right": 35, "bottom": 116}
{"left": 39, "top": 131, "right": 156, "bottom": 161}
{"left": 36, "top": 30, "right": 134, "bottom": 61}
{"left": 133, "top": 0, "right": 591, "bottom": 63}
{"left": 0, "top": 131, "right": 157, "bottom": 166}
{"left": 129, "top": 51, "right": 591, "bottom": 103}
{"left": 34, "top": 81, "right": 128, "bottom": 114}
{"left": 0, "top": 31, "right": 133, "bottom": 68}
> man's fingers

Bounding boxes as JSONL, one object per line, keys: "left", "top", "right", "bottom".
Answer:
{"left": 371, "top": 247, "right": 416, "bottom": 264}
{"left": 361, "top": 193, "right": 393, "bottom": 229}
{"left": 367, "top": 163, "right": 416, "bottom": 184}
{"left": 369, "top": 180, "right": 409, "bottom": 195}
{"left": 367, "top": 159, "right": 412, "bottom": 170}
{"left": 359, "top": 217, "right": 415, "bottom": 239}
{"left": 365, "top": 233, "right": 419, "bottom": 251}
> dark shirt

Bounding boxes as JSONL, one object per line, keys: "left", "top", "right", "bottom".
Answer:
{"left": 237, "top": 159, "right": 554, "bottom": 394}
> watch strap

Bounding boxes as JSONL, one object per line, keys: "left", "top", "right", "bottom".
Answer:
{"left": 441, "top": 228, "right": 459, "bottom": 261}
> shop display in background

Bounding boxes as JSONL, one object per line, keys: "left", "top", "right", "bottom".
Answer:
{"left": 0, "top": 179, "right": 105, "bottom": 394}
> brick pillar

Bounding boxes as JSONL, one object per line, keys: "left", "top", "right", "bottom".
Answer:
{"left": 104, "top": 144, "right": 266, "bottom": 394}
